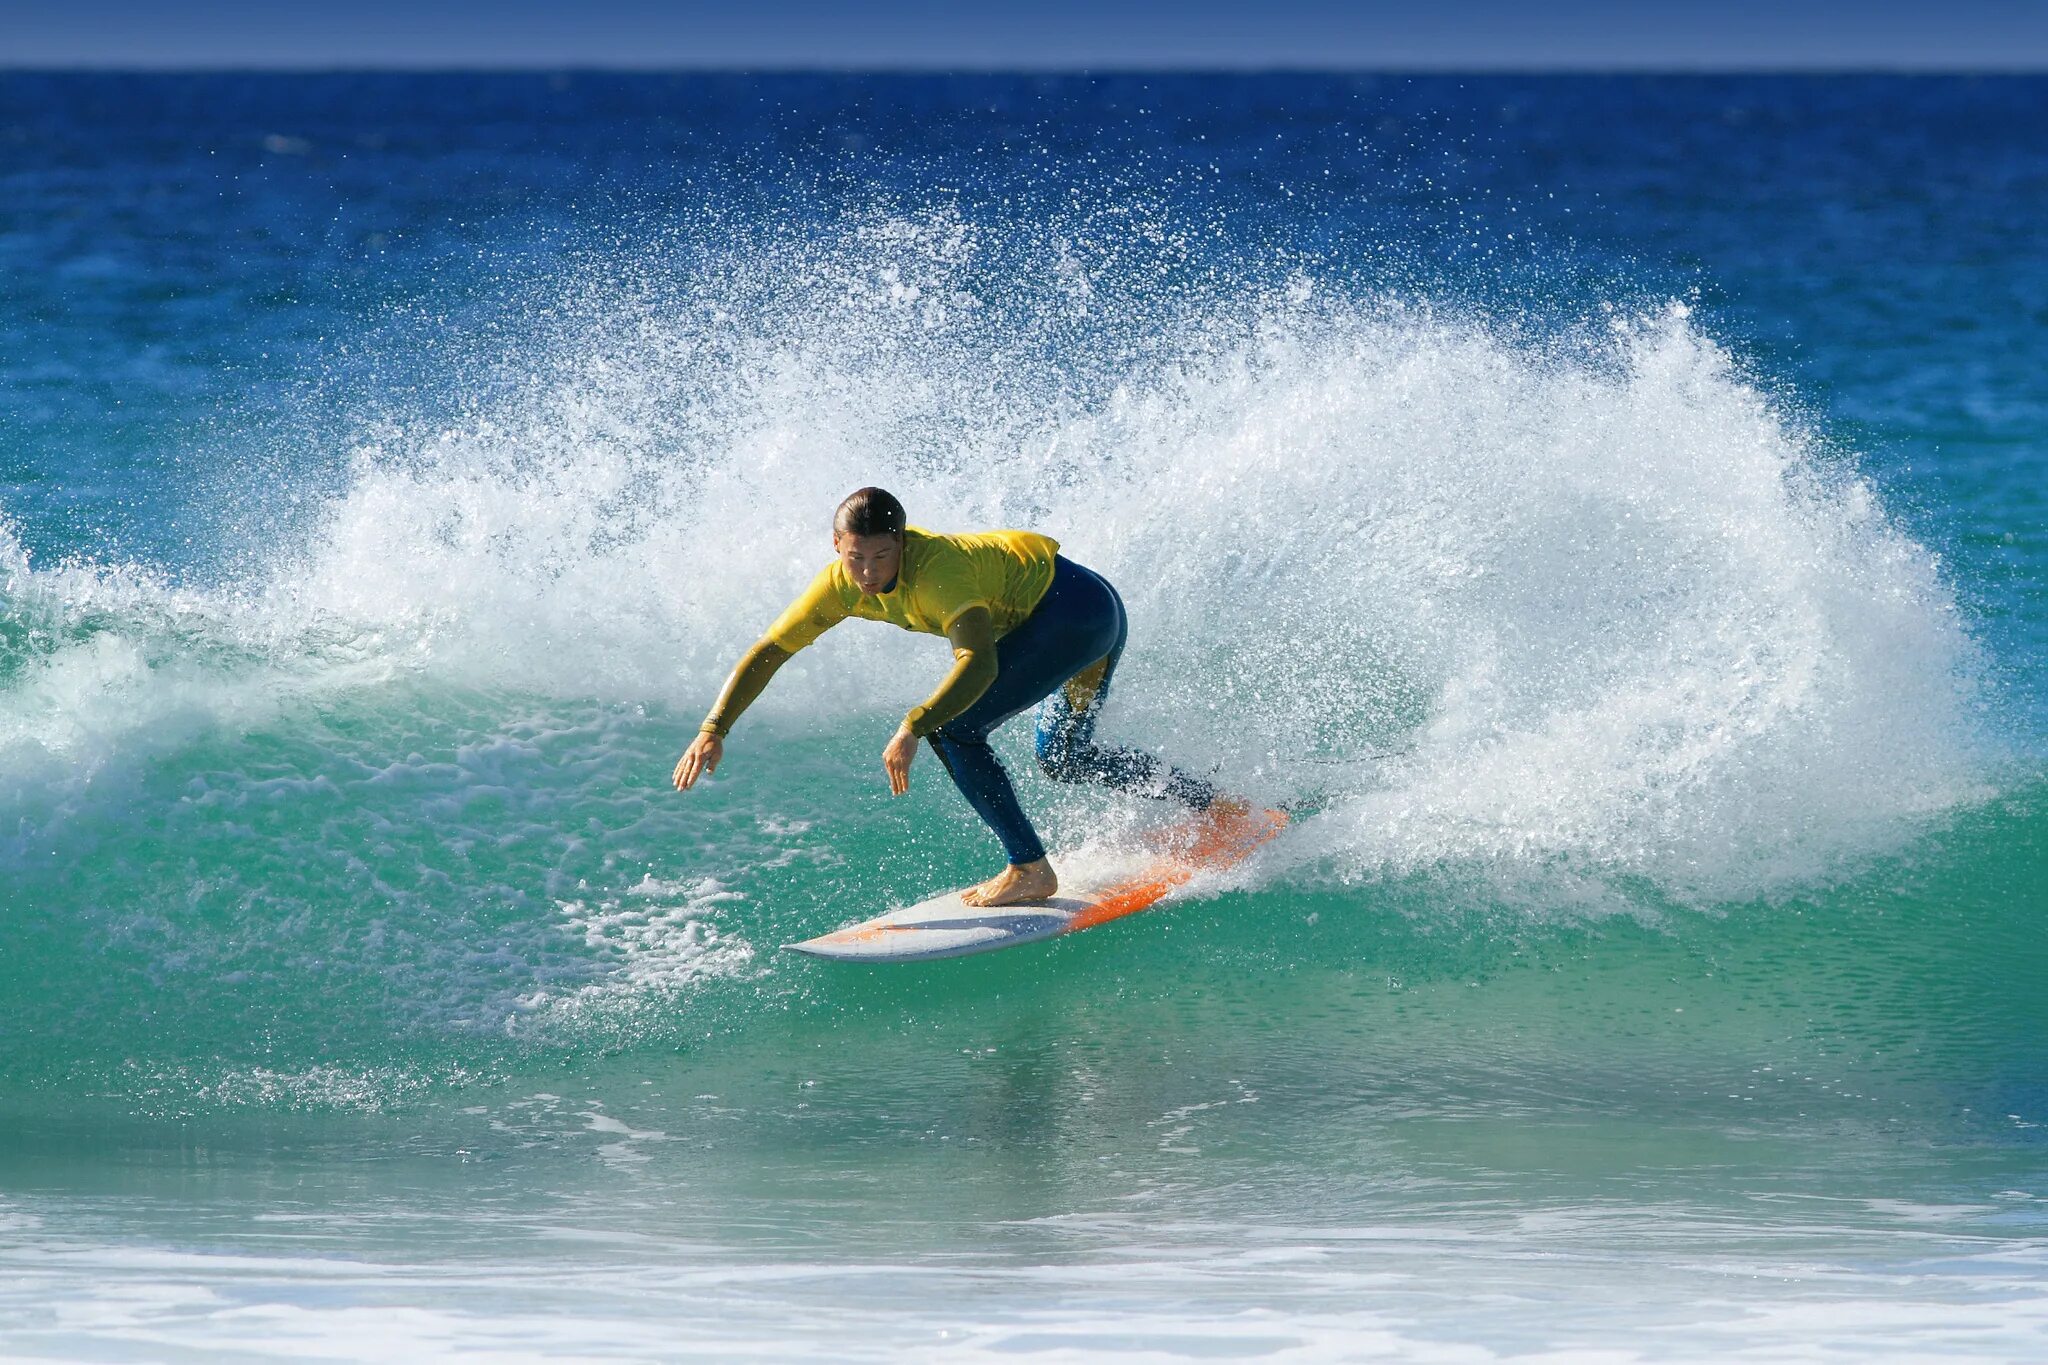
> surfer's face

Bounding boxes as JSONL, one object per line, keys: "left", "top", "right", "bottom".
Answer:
{"left": 834, "top": 530, "right": 903, "bottom": 595}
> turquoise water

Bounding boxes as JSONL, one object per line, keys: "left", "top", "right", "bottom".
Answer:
{"left": 2, "top": 73, "right": 2045, "bottom": 1359}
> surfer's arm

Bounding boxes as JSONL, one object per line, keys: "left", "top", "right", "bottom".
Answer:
{"left": 699, "top": 638, "right": 793, "bottom": 737}
{"left": 883, "top": 608, "right": 995, "bottom": 797}
{"left": 903, "top": 607, "right": 998, "bottom": 738}
{"left": 674, "top": 640, "right": 793, "bottom": 791}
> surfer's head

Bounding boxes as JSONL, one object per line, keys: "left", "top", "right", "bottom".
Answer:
{"left": 833, "top": 486, "right": 906, "bottom": 595}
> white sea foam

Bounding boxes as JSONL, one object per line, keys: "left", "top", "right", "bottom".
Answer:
{"left": 0, "top": 214, "right": 1996, "bottom": 905}
{"left": 3, "top": 1216, "right": 2045, "bottom": 1362}
{"left": 520, "top": 876, "right": 757, "bottom": 1035}
{"left": 0, "top": 518, "right": 410, "bottom": 793}
{"left": 124, "top": 1061, "right": 480, "bottom": 1115}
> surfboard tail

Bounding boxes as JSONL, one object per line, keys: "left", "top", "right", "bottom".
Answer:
{"left": 1068, "top": 804, "right": 1288, "bottom": 932}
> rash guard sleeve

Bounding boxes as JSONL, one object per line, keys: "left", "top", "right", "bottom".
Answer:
{"left": 699, "top": 639, "right": 793, "bottom": 736}
{"left": 903, "top": 606, "right": 998, "bottom": 738}
{"left": 764, "top": 564, "right": 851, "bottom": 653}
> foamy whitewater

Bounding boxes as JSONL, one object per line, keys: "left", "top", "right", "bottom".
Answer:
{"left": 1, "top": 73, "right": 2043, "bottom": 1362}
{"left": 3, "top": 232, "right": 1990, "bottom": 899}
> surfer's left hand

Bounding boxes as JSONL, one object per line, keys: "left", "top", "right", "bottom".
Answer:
{"left": 883, "top": 724, "right": 917, "bottom": 796}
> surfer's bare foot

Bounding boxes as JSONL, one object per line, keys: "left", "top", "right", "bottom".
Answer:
{"left": 960, "top": 858, "right": 1058, "bottom": 907}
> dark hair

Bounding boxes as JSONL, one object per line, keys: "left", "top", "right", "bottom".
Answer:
{"left": 834, "top": 486, "right": 906, "bottom": 538}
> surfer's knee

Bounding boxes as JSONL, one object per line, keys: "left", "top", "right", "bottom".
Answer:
{"left": 1035, "top": 728, "right": 1084, "bottom": 783}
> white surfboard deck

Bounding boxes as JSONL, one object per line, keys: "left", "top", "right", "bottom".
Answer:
{"left": 784, "top": 805, "right": 1288, "bottom": 963}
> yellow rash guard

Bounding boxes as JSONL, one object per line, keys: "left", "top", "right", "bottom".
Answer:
{"left": 698, "top": 526, "right": 1060, "bottom": 740}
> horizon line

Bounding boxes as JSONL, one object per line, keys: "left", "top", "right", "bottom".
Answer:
{"left": 5, "top": 63, "right": 2047, "bottom": 76}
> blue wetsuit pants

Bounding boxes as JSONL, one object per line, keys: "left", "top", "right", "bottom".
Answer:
{"left": 925, "top": 555, "right": 1216, "bottom": 865}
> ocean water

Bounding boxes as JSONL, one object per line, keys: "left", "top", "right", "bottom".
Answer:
{"left": 0, "top": 72, "right": 2044, "bottom": 1361}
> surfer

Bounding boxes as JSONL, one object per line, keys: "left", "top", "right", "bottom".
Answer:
{"left": 672, "top": 487, "right": 1224, "bottom": 908}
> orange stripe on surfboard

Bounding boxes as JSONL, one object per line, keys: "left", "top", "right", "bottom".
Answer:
{"left": 1064, "top": 805, "right": 1288, "bottom": 933}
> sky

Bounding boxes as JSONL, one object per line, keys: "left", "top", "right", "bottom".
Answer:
{"left": 2, "top": 0, "right": 2046, "bottom": 70}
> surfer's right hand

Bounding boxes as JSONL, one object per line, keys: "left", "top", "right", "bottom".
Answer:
{"left": 673, "top": 733, "right": 723, "bottom": 790}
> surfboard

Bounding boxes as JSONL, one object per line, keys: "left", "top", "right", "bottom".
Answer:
{"left": 783, "top": 803, "right": 1289, "bottom": 963}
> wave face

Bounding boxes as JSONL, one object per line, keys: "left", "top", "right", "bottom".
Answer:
{"left": 0, "top": 206, "right": 2011, "bottom": 1100}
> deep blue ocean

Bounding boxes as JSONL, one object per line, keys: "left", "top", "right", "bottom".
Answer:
{"left": 1, "top": 73, "right": 2045, "bottom": 1360}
